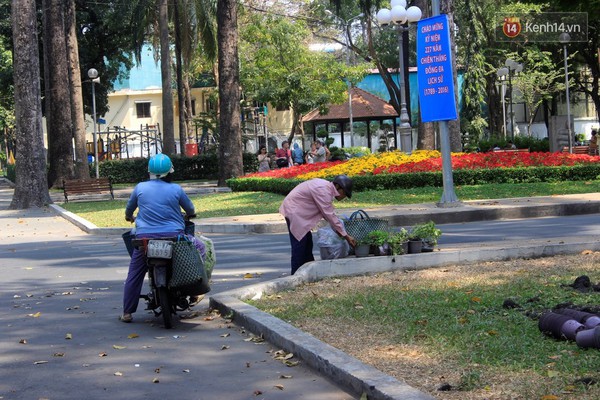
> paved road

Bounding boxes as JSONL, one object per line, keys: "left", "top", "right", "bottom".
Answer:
{"left": 0, "top": 189, "right": 357, "bottom": 400}
{"left": 3, "top": 180, "right": 600, "bottom": 400}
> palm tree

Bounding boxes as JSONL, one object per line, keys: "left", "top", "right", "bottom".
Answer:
{"left": 173, "top": 0, "right": 218, "bottom": 154}
{"left": 158, "top": 0, "right": 176, "bottom": 155}
{"left": 65, "top": 0, "right": 89, "bottom": 179}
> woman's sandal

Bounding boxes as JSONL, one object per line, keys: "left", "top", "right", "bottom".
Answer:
{"left": 119, "top": 313, "right": 133, "bottom": 323}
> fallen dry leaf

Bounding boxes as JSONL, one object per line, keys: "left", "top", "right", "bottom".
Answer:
{"left": 65, "top": 333, "right": 72, "bottom": 340}
{"left": 244, "top": 273, "right": 255, "bottom": 279}
{"left": 280, "top": 375, "right": 292, "bottom": 379}
{"left": 99, "top": 352, "right": 107, "bottom": 357}
{"left": 127, "top": 333, "right": 139, "bottom": 339}
{"left": 53, "top": 353, "right": 65, "bottom": 357}
{"left": 112, "top": 345, "right": 126, "bottom": 350}
{"left": 284, "top": 360, "right": 299, "bottom": 367}
{"left": 221, "top": 345, "right": 230, "bottom": 350}
{"left": 114, "top": 371, "right": 123, "bottom": 376}
{"left": 33, "top": 360, "right": 48, "bottom": 365}
{"left": 29, "top": 312, "right": 41, "bottom": 318}
{"left": 220, "top": 333, "right": 230, "bottom": 338}
{"left": 152, "top": 378, "right": 159, "bottom": 383}
{"left": 274, "top": 384, "right": 284, "bottom": 390}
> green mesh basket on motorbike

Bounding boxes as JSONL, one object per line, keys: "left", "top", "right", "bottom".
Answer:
{"left": 169, "top": 240, "right": 210, "bottom": 296}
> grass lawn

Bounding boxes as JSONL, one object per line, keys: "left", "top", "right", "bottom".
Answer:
{"left": 250, "top": 254, "right": 600, "bottom": 399}
{"left": 59, "top": 180, "right": 600, "bottom": 228}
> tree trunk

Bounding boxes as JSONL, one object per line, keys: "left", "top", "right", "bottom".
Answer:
{"left": 10, "top": 0, "right": 51, "bottom": 208}
{"left": 217, "top": 0, "right": 243, "bottom": 185}
{"left": 440, "top": 0, "right": 462, "bottom": 152}
{"left": 43, "top": 0, "right": 75, "bottom": 188}
{"left": 158, "top": 0, "right": 175, "bottom": 155}
{"left": 65, "top": 0, "right": 89, "bottom": 179}
{"left": 417, "top": 121, "right": 436, "bottom": 150}
{"left": 173, "top": 0, "right": 187, "bottom": 155}
{"left": 183, "top": 75, "right": 194, "bottom": 140}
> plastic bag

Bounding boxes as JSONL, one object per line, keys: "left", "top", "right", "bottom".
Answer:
{"left": 316, "top": 226, "right": 349, "bottom": 260}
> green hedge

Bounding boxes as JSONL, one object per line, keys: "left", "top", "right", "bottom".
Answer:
{"left": 6, "top": 164, "right": 15, "bottom": 182}
{"left": 98, "top": 152, "right": 259, "bottom": 184}
{"left": 226, "top": 164, "right": 600, "bottom": 195}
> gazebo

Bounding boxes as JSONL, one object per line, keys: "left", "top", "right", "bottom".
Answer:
{"left": 302, "top": 87, "right": 400, "bottom": 149}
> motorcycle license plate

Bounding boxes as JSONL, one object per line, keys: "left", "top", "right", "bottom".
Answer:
{"left": 147, "top": 240, "right": 173, "bottom": 259}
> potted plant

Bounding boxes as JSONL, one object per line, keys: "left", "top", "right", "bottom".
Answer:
{"left": 363, "top": 230, "right": 390, "bottom": 256}
{"left": 354, "top": 239, "right": 372, "bottom": 257}
{"left": 387, "top": 228, "right": 409, "bottom": 255}
{"left": 409, "top": 221, "right": 442, "bottom": 253}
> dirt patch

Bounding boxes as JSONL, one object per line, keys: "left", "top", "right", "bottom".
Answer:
{"left": 261, "top": 253, "right": 600, "bottom": 399}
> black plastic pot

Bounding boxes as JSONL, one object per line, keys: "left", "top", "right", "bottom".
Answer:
{"left": 408, "top": 240, "right": 422, "bottom": 254}
{"left": 538, "top": 312, "right": 585, "bottom": 341}
{"left": 575, "top": 326, "right": 600, "bottom": 349}
{"left": 554, "top": 308, "right": 600, "bottom": 329}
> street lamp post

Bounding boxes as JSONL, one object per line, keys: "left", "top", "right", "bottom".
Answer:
{"left": 376, "top": 0, "right": 421, "bottom": 153}
{"left": 559, "top": 32, "right": 573, "bottom": 154}
{"left": 326, "top": 11, "right": 364, "bottom": 147}
{"left": 499, "top": 59, "right": 523, "bottom": 140}
{"left": 88, "top": 68, "right": 100, "bottom": 179}
{"left": 496, "top": 68, "right": 508, "bottom": 137}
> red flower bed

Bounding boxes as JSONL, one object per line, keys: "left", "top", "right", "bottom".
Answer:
{"left": 374, "top": 152, "right": 600, "bottom": 175}
{"left": 244, "top": 160, "right": 344, "bottom": 179}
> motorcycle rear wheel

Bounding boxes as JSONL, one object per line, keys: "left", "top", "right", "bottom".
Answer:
{"left": 158, "top": 287, "right": 173, "bottom": 329}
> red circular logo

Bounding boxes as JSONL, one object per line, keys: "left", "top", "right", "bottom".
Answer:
{"left": 503, "top": 17, "right": 522, "bottom": 38}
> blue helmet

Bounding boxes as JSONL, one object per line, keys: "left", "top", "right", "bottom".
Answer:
{"left": 148, "top": 153, "right": 174, "bottom": 178}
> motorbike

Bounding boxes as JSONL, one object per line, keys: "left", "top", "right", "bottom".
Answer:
{"left": 125, "top": 218, "right": 209, "bottom": 329}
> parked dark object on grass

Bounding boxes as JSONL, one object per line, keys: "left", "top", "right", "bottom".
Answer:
{"left": 576, "top": 326, "right": 600, "bottom": 349}
{"left": 538, "top": 311, "right": 586, "bottom": 341}
{"left": 554, "top": 308, "right": 600, "bottom": 329}
{"left": 563, "top": 275, "right": 600, "bottom": 292}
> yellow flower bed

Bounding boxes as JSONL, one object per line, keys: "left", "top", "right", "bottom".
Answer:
{"left": 297, "top": 150, "right": 442, "bottom": 179}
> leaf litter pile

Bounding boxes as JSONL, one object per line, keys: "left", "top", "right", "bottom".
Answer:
{"left": 252, "top": 252, "right": 600, "bottom": 399}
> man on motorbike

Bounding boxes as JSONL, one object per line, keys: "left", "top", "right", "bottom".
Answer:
{"left": 120, "top": 153, "right": 196, "bottom": 323}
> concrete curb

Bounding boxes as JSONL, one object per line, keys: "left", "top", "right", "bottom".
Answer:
{"left": 210, "top": 294, "right": 434, "bottom": 400}
{"left": 209, "top": 236, "right": 600, "bottom": 400}
{"left": 196, "top": 196, "right": 600, "bottom": 234}
{"left": 0, "top": 177, "right": 15, "bottom": 188}
{"left": 49, "top": 204, "right": 130, "bottom": 235}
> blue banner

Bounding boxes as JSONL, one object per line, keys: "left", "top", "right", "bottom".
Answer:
{"left": 416, "top": 14, "right": 458, "bottom": 122}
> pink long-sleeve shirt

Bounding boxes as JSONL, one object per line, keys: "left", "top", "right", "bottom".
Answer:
{"left": 279, "top": 178, "right": 348, "bottom": 241}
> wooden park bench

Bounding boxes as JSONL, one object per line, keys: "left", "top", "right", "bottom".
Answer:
{"left": 562, "top": 145, "right": 590, "bottom": 155}
{"left": 492, "top": 148, "right": 530, "bottom": 153}
{"left": 63, "top": 177, "right": 114, "bottom": 203}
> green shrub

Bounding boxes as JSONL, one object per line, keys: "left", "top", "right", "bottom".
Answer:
{"left": 6, "top": 164, "right": 15, "bottom": 182}
{"left": 97, "top": 151, "right": 258, "bottom": 184}
{"left": 328, "top": 146, "right": 348, "bottom": 161}
{"left": 477, "top": 136, "right": 549, "bottom": 152}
